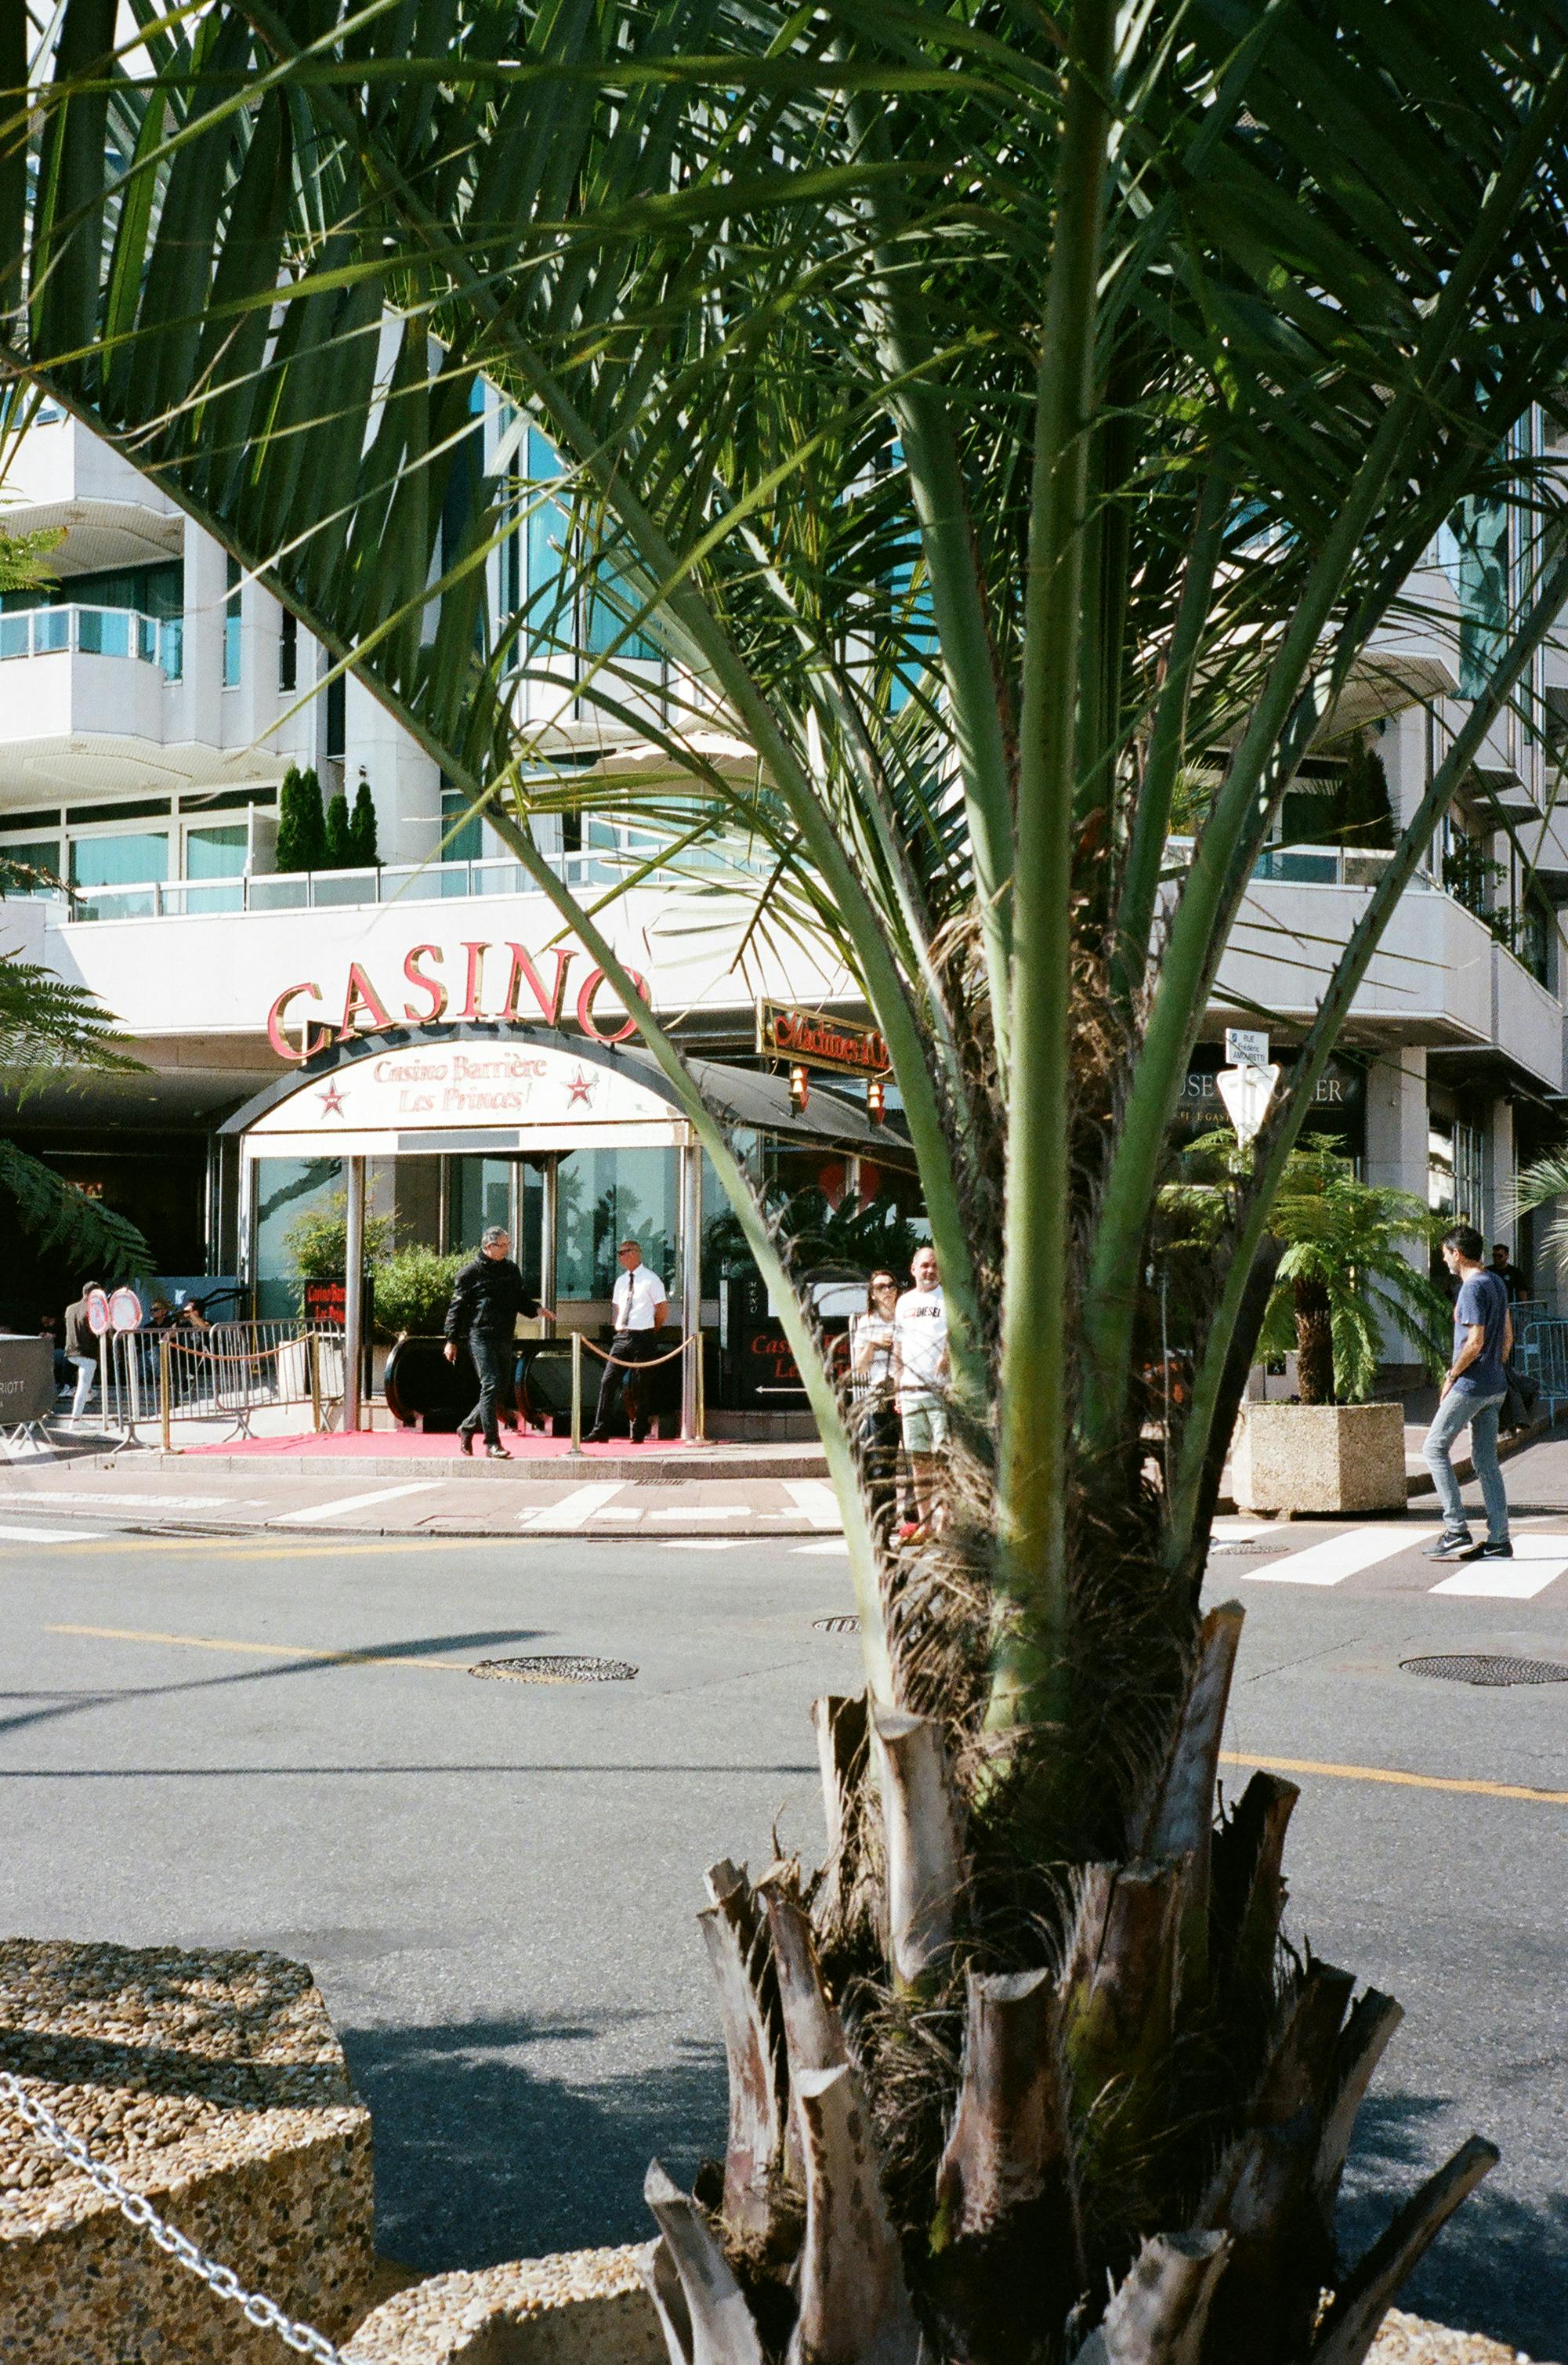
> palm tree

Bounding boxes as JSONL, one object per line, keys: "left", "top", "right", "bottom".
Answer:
{"left": 1167, "top": 1132, "right": 1450, "bottom": 1406}
{"left": 1510, "top": 1145, "right": 1568, "bottom": 1284}
{"left": 6, "top": 7, "right": 1568, "bottom": 2354}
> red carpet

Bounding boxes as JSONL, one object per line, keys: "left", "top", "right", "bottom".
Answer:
{"left": 183, "top": 1428, "right": 686, "bottom": 1459}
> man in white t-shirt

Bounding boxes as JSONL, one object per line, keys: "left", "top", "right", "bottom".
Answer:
{"left": 893, "top": 1245, "right": 947, "bottom": 1539}
{"left": 586, "top": 1238, "right": 668, "bottom": 1443}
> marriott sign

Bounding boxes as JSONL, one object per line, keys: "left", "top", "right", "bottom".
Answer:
{"left": 265, "top": 938, "right": 652, "bottom": 1061}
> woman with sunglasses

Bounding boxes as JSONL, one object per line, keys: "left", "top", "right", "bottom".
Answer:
{"left": 852, "top": 1269, "right": 906, "bottom": 1530}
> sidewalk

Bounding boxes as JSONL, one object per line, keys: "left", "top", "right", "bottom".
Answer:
{"left": 0, "top": 1428, "right": 842, "bottom": 1540}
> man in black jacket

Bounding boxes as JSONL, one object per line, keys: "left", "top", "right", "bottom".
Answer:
{"left": 443, "top": 1226, "right": 551, "bottom": 1457}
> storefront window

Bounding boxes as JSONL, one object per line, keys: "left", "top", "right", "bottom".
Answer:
{"left": 447, "top": 1158, "right": 512, "bottom": 1255}
{"left": 556, "top": 1146, "right": 677, "bottom": 1300}
{"left": 254, "top": 1157, "right": 341, "bottom": 1320}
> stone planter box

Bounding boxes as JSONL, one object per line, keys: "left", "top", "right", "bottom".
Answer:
{"left": 344, "top": 2247, "right": 663, "bottom": 2364}
{"left": 0, "top": 1939, "right": 374, "bottom": 2363}
{"left": 1232, "top": 1399, "right": 1407, "bottom": 1515}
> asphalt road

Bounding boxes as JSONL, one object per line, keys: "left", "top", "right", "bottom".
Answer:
{"left": 1, "top": 1520, "right": 1563, "bottom": 2354}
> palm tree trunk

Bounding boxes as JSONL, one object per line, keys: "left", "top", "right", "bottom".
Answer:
{"left": 1294, "top": 1282, "right": 1335, "bottom": 1405}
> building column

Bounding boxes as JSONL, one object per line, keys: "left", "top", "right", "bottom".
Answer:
{"left": 679, "top": 1138, "right": 703, "bottom": 1440}
{"left": 1363, "top": 1048, "right": 1430, "bottom": 1378}
{"left": 343, "top": 1155, "right": 365, "bottom": 1432}
{"left": 1487, "top": 1096, "right": 1515, "bottom": 1263}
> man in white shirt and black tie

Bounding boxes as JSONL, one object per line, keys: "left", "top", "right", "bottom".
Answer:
{"left": 586, "top": 1238, "right": 668, "bottom": 1442}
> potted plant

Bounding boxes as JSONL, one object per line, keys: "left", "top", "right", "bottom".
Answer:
{"left": 371, "top": 1245, "right": 464, "bottom": 1342}
{"left": 1168, "top": 1132, "right": 1450, "bottom": 1512}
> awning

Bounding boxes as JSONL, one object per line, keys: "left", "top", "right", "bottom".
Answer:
{"left": 220, "top": 1021, "right": 914, "bottom": 1166}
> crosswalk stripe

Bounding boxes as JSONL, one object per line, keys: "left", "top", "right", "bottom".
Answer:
{"left": 782, "top": 1480, "right": 840, "bottom": 1530}
{"left": 795, "top": 1541, "right": 850, "bottom": 1556}
{"left": 1240, "top": 1527, "right": 1438, "bottom": 1585}
{"left": 659, "top": 1539, "right": 739, "bottom": 1552}
{"left": 1430, "top": 1559, "right": 1568, "bottom": 1600}
{"left": 271, "top": 1483, "right": 438, "bottom": 1526}
{"left": 0, "top": 1523, "right": 107, "bottom": 1544}
{"left": 520, "top": 1483, "right": 625, "bottom": 1531}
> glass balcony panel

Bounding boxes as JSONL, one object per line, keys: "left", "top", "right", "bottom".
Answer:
{"left": 179, "top": 879, "right": 244, "bottom": 914}
{"left": 33, "top": 609, "right": 67, "bottom": 654}
{"left": 0, "top": 614, "right": 29, "bottom": 658}
{"left": 72, "top": 885, "right": 158, "bottom": 922}
{"left": 245, "top": 875, "right": 312, "bottom": 912}
{"left": 77, "top": 607, "right": 132, "bottom": 659}
{"left": 160, "top": 618, "right": 183, "bottom": 679}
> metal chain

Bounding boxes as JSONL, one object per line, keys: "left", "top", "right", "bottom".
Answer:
{"left": 0, "top": 2070, "right": 346, "bottom": 2362}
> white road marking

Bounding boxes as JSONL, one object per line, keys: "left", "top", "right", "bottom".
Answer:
{"left": 589, "top": 1509, "right": 643, "bottom": 1523}
{"left": 0, "top": 1489, "right": 242, "bottom": 1510}
{"left": 0, "top": 1523, "right": 107, "bottom": 1543}
{"left": 649, "top": 1506, "right": 752, "bottom": 1519}
{"left": 1431, "top": 1555, "right": 1568, "bottom": 1599}
{"left": 1212, "top": 1520, "right": 1271, "bottom": 1538}
{"left": 1240, "top": 1527, "right": 1438, "bottom": 1586}
{"left": 270, "top": 1483, "right": 440, "bottom": 1526}
{"left": 659, "top": 1539, "right": 739, "bottom": 1551}
{"left": 795, "top": 1540, "right": 850, "bottom": 1556}
{"left": 519, "top": 1483, "right": 625, "bottom": 1530}
{"left": 783, "top": 1479, "right": 841, "bottom": 1530}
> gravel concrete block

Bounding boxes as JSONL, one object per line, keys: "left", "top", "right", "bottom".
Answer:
{"left": 1369, "top": 2309, "right": 1557, "bottom": 2365}
{"left": 343, "top": 2246, "right": 664, "bottom": 2364}
{"left": 0, "top": 1939, "right": 373, "bottom": 2362}
{"left": 1233, "top": 1400, "right": 1408, "bottom": 1513}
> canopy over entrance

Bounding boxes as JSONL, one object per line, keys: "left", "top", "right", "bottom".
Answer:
{"left": 220, "top": 1023, "right": 910, "bottom": 1165}
{"left": 222, "top": 1023, "right": 910, "bottom": 1440}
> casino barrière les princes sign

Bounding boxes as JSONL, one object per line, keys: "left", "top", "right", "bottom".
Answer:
{"left": 265, "top": 938, "right": 651, "bottom": 1059}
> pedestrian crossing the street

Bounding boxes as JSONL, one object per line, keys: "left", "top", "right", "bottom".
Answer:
{"left": 1208, "top": 1518, "right": 1568, "bottom": 1597}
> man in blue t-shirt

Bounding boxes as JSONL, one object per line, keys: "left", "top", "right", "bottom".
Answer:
{"left": 1423, "top": 1223, "right": 1514, "bottom": 1560}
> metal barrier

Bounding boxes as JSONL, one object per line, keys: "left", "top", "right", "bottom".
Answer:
{"left": 566, "top": 1331, "right": 702, "bottom": 1450}
{"left": 97, "top": 1321, "right": 346, "bottom": 1445}
{"left": 1512, "top": 1313, "right": 1568, "bottom": 1421}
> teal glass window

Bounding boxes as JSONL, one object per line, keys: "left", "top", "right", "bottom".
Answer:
{"left": 71, "top": 831, "right": 169, "bottom": 887}
{"left": 556, "top": 1147, "right": 676, "bottom": 1300}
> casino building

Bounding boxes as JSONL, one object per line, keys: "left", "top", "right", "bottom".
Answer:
{"left": 4, "top": 396, "right": 1568, "bottom": 1411}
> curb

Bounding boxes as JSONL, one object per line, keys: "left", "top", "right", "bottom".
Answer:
{"left": 64, "top": 1445, "right": 831, "bottom": 1483}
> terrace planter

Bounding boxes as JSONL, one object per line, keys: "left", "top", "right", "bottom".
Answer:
{"left": 1232, "top": 1399, "right": 1407, "bottom": 1515}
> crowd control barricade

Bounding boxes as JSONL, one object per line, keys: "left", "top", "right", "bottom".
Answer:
{"left": 98, "top": 1321, "right": 346, "bottom": 1446}
{"left": 1512, "top": 1313, "right": 1568, "bottom": 1423}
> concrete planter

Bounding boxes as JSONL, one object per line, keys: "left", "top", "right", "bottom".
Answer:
{"left": 1232, "top": 1400, "right": 1407, "bottom": 1515}
{"left": 344, "top": 2249, "right": 664, "bottom": 2363}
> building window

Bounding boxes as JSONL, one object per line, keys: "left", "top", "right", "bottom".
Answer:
{"left": 279, "top": 609, "right": 297, "bottom": 693}
{"left": 223, "top": 556, "right": 242, "bottom": 686}
{"left": 0, "top": 836, "right": 65, "bottom": 893}
{"left": 326, "top": 670, "right": 346, "bottom": 763}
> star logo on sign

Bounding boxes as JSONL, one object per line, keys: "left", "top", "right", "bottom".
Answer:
{"left": 318, "top": 1083, "right": 348, "bottom": 1117}
{"left": 565, "top": 1068, "right": 596, "bottom": 1108}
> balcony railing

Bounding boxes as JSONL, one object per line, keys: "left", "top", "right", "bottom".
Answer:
{"left": 1164, "top": 837, "right": 1438, "bottom": 889}
{"left": 51, "top": 848, "right": 747, "bottom": 923}
{"left": 0, "top": 603, "right": 183, "bottom": 680}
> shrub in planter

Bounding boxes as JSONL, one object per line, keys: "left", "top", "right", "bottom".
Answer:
{"left": 372, "top": 1246, "right": 464, "bottom": 1341}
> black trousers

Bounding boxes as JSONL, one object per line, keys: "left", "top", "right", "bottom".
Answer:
{"left": 592, "top": 1330, "right": 661, "bottom": 1435}
{"left": 458, "top": 1331, "right": 512, "bottom": 1445}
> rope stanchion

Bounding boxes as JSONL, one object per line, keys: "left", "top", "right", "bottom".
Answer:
{"left": 570, "top": 1331, "right": 583, "bottom": 1456}
{"left": 159, "top": 1338, "right": 171, "bottom": 1453}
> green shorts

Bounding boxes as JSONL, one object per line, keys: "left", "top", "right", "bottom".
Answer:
{"left": 900, "top": 1396, "right": 949, "bottom": 1454}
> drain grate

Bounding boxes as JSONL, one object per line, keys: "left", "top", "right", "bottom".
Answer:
{"left": 813, "top": 1614, "right": 861, "bottom": 1635}
{"left": 470, "top": 1654, "right": 637, "bottom": 1684}
{"left": 1210, "top": 1543, "right": 1272, "bottom": 1556}
{"left": 1401, "top": 1653, "right": 1568, "bottom": 1688}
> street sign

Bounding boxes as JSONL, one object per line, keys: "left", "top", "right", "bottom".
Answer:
{"left": 1224, "top": 1027, "right": 1270, "bottom": 1070}
{"left": 85, "top": 1288, "right": 112, "bottom": 1338}
{"left": 109, "top": 1287, "right": 143, "bottom": 1332}
{"left": 1216, "top": 1062, "right": 1280, "bottom": 1146}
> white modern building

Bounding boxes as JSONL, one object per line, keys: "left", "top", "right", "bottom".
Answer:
{"left": 2, "top": 399, "right": 1566, "bottom": 1396}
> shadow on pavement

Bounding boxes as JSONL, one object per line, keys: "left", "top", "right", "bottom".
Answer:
{"left": 1341, "top": 2087, "right": 1567, "bottom": 2358}
{"left": 340, "top": 2011, "right": 726, "bottom": 2271}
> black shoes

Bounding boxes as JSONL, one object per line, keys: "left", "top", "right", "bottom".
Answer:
{"left": 458, "top": 1430, "right": 475, "bottom": 1456}
{"left": 630, "top": 1425, "right": 648, "bottom": 1444}
{"left": 1424, "top": 1528, "right": 1472, "bottom": 1559}
{"left": 1458, "top": 1537, "right": 1513, "bottom": 1560}
{"left": 585, "top": 1427, "right": 610, "bottom": 1443}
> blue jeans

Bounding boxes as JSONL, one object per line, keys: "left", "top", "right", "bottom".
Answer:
{"left": 458, "top": 1332, "right": 512, "bottom": 1447}
{"left": 1423, "top": 1388, "right": 1508, "bottom": 1540}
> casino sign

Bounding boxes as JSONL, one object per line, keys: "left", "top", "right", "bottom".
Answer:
{"left": 265, "top": 936, "right": 651, "bottom": 1061}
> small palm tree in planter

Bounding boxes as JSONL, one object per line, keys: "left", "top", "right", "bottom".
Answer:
{"left": 1168, "top": 1132, "right": 1450, "bottom": 1510}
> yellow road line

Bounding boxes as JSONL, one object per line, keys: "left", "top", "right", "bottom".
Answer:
{"left": 1, "top": 1534, "right": 510, "bottom": 1559}
{"left": 46, "top": 1622, "right": 473, "bottom": 1675}
{"left": 1219, "top": 1749, "right": 1568, "bottom": 1809}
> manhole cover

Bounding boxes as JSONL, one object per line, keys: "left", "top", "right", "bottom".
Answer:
{"left": 470, "top": 1655, "right": 637, "bottom": 1684}
{"left": 1210, "top": 1543, "right": 1271, "bottom": 1556}
{"left": 813, "top": 1614, "right": 861, "bottom": 1634}
{"left": 1400, "top": 1653, "right": 1568, "bottom": 1688}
